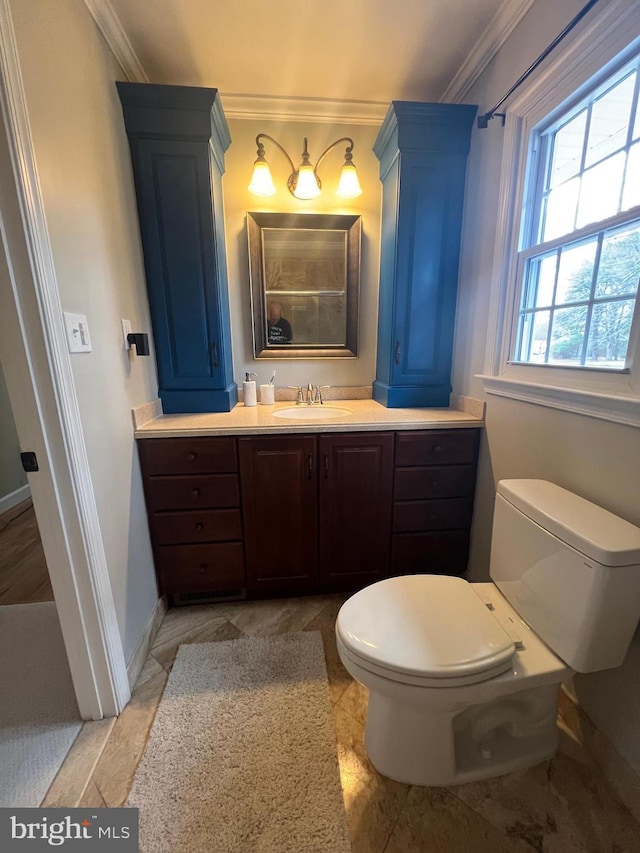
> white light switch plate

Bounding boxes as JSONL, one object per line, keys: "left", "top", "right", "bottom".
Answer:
{"left": 63, "top": 312, "right": 92, "bottom": 353}
{"left": 121, "top": 318, "right": 132, "bottom": 350}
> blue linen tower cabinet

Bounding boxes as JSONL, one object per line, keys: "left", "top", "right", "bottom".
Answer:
{"left": 117, "top": 83, "right": 237, "bottom": 413}
{"left": 373, "top": 102, "right": 476, "bottom": 408}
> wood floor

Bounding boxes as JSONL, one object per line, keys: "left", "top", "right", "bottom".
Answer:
{"left": 0, "top": 498, "right": 54, "bottom": 605}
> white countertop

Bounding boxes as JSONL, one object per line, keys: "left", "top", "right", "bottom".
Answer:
{"left": 134, "top": 399, "right": 483, "bottom": 438}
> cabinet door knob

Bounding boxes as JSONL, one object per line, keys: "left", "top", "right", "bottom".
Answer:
{"left": 195, "top": 522, "right": 204, "bottom": 531}
{"left": 187, "top": 451, "right": 197, "bottom": 461}
{"left": 434, "top": 445, "right": 442, "bottom": 454}
{"left": 429, "top": 513, "right": 437, "bottom": 522}
{"left": 431, "top": 481, "right": 439, "bottom": 488}
{"left": 198, "top": 563, "right": 207, "bottom": 574}
{"left": 192, "top": 488, "right": 201, "bottom": 497}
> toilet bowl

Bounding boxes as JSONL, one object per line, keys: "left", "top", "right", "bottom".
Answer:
{"left": 336, "top": 576, "right": 568, "bottom": 785}
{"left": 336, "top": 479, "right": 640, "bottom": 786}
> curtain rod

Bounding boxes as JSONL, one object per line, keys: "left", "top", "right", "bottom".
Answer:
{"left": 477, "top": 0, "right": 602, "bottom": 129}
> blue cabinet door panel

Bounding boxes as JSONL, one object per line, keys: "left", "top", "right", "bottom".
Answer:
{"left": 144, "top": 143, "right": 220, "bottom": 388}
{"left": 393, "top": 162, "right": 445, "bottom": 384}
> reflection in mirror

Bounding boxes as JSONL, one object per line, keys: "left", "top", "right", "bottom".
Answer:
{"left": 247, "top": 213, "right": 361, "bottom": 359}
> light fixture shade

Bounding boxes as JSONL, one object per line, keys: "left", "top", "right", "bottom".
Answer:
{"left": 248, "top": 160, "right": 276, "bottom": 196}
{"left": 336, "top": 162, "right": 363, "bottom": 198}
{"left": 293, "top": 164, "right": 321, "bottom": 199}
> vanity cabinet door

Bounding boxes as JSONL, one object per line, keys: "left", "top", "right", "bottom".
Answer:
{"left": 319, "top": 433, "right": 394, "bottom": 589}
{"left": 239, "top": 436, "right": 318, "bottom": 597}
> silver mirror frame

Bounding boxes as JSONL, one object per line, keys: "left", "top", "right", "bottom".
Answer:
{"left": 247, "top": 212, "right": 361, "bottom": 359}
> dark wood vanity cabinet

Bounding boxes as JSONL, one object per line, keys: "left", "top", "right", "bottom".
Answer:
{"left": 238, "top": 435, "right": 319, "bottom": 598}
{"left": 319, "top": 433, "right": 394, "bottom": 590}
{"left": 138, "top": 426, "right": 479, "bottom": 603}
{"left": 138, "top": 437, "right": 245, "bottom": 604}
{"left": 238, "top": 432, "right": 394, "bottom": 597}
{"left": 391, "top": 430, "right": 480, "bottom": 576}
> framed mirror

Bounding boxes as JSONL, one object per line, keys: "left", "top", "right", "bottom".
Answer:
{"left": 247, "top": 212, "right": 361, "bottom": 359}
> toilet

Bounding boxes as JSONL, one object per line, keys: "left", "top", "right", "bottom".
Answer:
{"left": 336, "top": 479, "right": 640, "bottom": 786}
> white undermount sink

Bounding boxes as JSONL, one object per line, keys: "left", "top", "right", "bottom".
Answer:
{"left": 272, "top": 406, "right": 352, "bottom": 420}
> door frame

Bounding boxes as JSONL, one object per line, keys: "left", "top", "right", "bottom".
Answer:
{"left": 0, "top": 0, "right": 130, "bottom": 719}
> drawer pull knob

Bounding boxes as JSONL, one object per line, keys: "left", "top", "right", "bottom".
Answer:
{"left": 434, "top": 445, "right": 442, "bottom": 454}
{"left": 429, "top": 514, "right": 437, "bottom": 521}
{"left": 192, "top": 488, "right": 201, "bottom": 497}
{"left": 198, "top": 563, "right": 207, "bottom": 574}
{"left": 187, "top": 451, "right": 197, "bottom": 461}
{"left": 195, "top": 522, "right": 204, "bottom": 531}
{"left": 431, "top": 481, "right": 439, "bottom": 488}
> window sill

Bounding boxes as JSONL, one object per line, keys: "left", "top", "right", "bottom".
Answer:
{"left": 477, "top": 374, "right": 640, "bottom": 428}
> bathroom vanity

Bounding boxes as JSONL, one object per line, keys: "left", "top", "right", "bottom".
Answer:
{"left": 136, "top": 402, "right": 482, "bottom": 605}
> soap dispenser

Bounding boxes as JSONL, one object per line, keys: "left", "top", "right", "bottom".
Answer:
{"left": 243, "top": 372, "right": 257, "bottom": 407}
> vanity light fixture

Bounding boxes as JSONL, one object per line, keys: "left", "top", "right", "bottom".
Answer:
{"left": 248, "top": 134, "right": 363, "bottom": 200}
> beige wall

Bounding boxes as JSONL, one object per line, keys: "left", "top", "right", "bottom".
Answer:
{"left": 9, "top": 0, "right": 159, "bottom": 662}
{"left": 453, "top": 0, "right": 640, "bottom": 774}
{"left": 222, "top": 117, "right": 381, "bottom": 389}
{"left": 0, "top": 360, "right": 28, "bottom": 501}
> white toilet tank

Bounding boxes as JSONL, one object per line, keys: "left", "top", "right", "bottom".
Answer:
{"left": 490, "top": 480, "right": 640, "bottom": 673}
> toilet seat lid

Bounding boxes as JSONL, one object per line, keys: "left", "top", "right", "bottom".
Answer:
{"left": 336, "top": 575, "right": 516, "bottom": 681}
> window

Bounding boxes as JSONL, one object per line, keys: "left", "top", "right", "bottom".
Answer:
{"left": 513, "top": 56, "right": 640, "bottom": 371}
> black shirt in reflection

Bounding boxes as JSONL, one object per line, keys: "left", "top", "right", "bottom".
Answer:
{"left": 268, "top": 317, "right": 293, "bottom": 344}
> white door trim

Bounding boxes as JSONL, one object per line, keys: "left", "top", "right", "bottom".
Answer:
{"left": 0, "top": 0, "right": 130, "bottom": 719}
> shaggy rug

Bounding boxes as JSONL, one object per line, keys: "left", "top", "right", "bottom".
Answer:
{"left": 127, "top": 631, "right": 351, "bottom": 852}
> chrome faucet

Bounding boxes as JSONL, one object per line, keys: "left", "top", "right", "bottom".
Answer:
{"left": 288, "top": 383, "right": 330, "bottom": 405}
{"left": 314, "top": 385, "right": 330, "bottom": 404}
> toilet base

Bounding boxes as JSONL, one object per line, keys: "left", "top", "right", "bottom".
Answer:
{"left": 363, "top": 683, "right": 560, "bottom": 787}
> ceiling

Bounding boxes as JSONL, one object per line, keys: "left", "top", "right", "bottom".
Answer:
{"left": 106, "top": 0, "right": 531, "bottom": 106}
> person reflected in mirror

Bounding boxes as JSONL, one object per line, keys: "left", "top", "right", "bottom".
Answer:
{"left": 267, "top": 301, "right": 293, "bottom": 344}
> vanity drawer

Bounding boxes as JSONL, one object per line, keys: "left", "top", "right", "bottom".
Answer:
{"left": 158, "top": 543, "right": 245, "bottom": 593}
{"left": 141, "top": 437, "right": 238, "bottom": 476}
{"left": 395, "top": 430, "right": 478, "bottom": 467}
{"left": 393, "top": 497, "right": 472, "bottom": 533}
{"left": 394, "top": 465, "right": 476, "bottom": 501}
{"left": 147, "top": 474, "right": 240, "bottom": 511}
{"left": 152, "top": 509, "right": 242, "bottom": 545}
{"left": 391, "top": 531, "right": 470, "bottom": 576}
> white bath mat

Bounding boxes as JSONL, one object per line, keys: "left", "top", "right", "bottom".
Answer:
{"left": 127, "top": 631, "right": 351, "bottom": 852}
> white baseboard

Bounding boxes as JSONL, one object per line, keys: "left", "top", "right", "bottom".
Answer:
{"left": 0, "top": 482, "right": 31, "bottom": 515}
{"left": 126, "top": 596, "right": 167, "bottom": 690}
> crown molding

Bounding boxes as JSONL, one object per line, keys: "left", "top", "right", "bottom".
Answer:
{"left": 220, "top": 93, "right": 388, "bottom": 126}
{"left": 84, "top": 0, "right": 149, "bottom": 82}
{"left": 441, "top": 0, "right": 536, "bottom": 103}
{"left": 81, "top": 0, "right": 385, "bottom": 126}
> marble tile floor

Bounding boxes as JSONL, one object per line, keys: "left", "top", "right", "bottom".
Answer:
{"left": 45, "top": 594, "right": 640, "bottom": 852}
